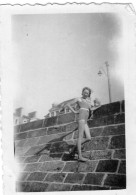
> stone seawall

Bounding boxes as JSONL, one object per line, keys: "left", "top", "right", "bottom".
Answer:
{"left": 14, "top": 100, "right": 126, "bottom": 192}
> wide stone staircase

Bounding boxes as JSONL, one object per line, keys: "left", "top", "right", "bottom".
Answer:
{"left": 14, "top": 100, "right": 126, "bottom": 192}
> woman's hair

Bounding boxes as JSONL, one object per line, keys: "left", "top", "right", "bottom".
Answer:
{"left": 82, "top": 87, "right": 92, "bottom": 97}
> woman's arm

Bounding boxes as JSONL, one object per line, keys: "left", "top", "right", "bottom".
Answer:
{"left": 65, "top": 98, "right": 79, "bottom": 114}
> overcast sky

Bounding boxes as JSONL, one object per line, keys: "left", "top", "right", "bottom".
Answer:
{"left": 12, "top": 13, "right": 125, "bottom": 118}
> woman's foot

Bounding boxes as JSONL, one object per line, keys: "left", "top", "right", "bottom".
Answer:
{"left": 78, "top": 156, "right": 89, "bottom": 162}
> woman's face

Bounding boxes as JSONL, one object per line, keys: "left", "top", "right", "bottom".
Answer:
{"left": 82, "top": 89, "right": 90, "bottom": 98}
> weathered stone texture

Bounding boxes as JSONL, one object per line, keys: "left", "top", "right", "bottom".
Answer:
{"left": 114, "top": 113, "right": 125, "bottom": 124}
{"left": 96, "top": 160, "right": 119, "bottom": 172}
{"left": 20, "top": 119, "right": 43, "bottom": 132}
{"left": 71, "top": 185, "right": 110, "bottom": 191}
{"left": 24, "top": 163, "right": 42, "bottom": 172}
{"left": 15, "top": 132, "right": 28, "bottom": 140}
{"left": 18, "top": 172, "right": 30, "bottom": 181}
{"left": 39, "top": 153, "right": 62, "bottom": 162}
{"left": 27, "top": 172, "right": 47, "bottom": 181}
{"left": 104, "top": 174, "right": 126, "bottom": 188}
{"left": 64, "top": 173, "right": 85, "bottom": 184}
{"left": 89, "top": 150, "right": 112, "bottom": 160}
{"left": 48, "top": 183, "right": 71, "bottom": 191}
{"left": 118, "top": 160, "right": 126, "bottom": 174}
{"left": 57, "top": 113, "right": 75, "bottom": 124}
{"left": 44, "top": 173, "right": 66, "bottom": 182}
{"left": 27, "top": 128, "right": 47, "bottom": 138}
{"left": 84, "top": 173, "right": 105, "bottom": 185}
{"left": 16, "top": 182, "right": 32, "bottom": 192}
{"left": 109, "top": 135, "right": 125, "bottom": 149}
{"left": 24, "top": 155, "right": 41, "bottom": 163}
{"left": 84, "top": 137, "right": 109, "bottom": 151}
{"left": 39, "top": 161, "right": 64, "bottom": 172}
{"left": 93, "top": 101, "right": 120, "bottom": 118}
{"left": 102, "top": 124, "right": 125, "bottom": 136}
{"left": 50, "top": 141, "right": 73, "bottom": 153}
{"left": 15, "top": 101, "right": 126, "bottom": 191}
{"left": 29, "top": 182, "right": 49, "bottom": 192}
{"left": 113, "top": 149, "right": 126, "bottom": 159}
{"left": 44, "top": 116, "right": 58, "bottom": 127}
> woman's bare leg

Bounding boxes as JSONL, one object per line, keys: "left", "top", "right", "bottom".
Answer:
{"left": 78, "top": 120, "right": 89, "bottom": 161}
{"left": 80, "top": 124, "right": 91, "bottom": 150}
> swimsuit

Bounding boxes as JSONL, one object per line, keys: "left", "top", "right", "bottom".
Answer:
{"left": 77, "top": 98, "right": 92, "bottom": 123}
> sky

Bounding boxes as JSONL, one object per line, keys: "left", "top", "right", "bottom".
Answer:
{"left": 12, "top": 13, "right": 125, "bottom": 118}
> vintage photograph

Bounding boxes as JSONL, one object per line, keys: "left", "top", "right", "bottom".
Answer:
{"left": 13, "top": 12, "right": 126, "bottom": 192}
{"left": 2, "top": 3, "right": 136, "bottom": 194}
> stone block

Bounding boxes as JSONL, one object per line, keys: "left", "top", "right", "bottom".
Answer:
{"left": 18, "top": 172, "right": 30, "bottom": 181}
{"left": 16, "top": 156, "right": 26, "bottom": 163}
{"left": 62, "top": 161, "right": 97, "bottom": 173}
{"left": 109, "top": 135, "right": 125, "bottom": 149}
{"left": 24, "top": 155, "right": 41, "bottom": 163}
{"left": 93, "top": 102, "right": 120, "bottom": 118}
{"left": 24, "top": 163, "right": 42, "bottom": 172}
{"left": 57, "top": 112, "right": 75, "bottom": 125}
{"left": 104, "top": 174, "right": 126, "bottom": 188}
{"left": 29, "top": 182, "right": 49, "bottom": 192}
{"left": 47, "top": 126, "right": 66, "bottom": 135}
{"left": 48, "top": 183, "right": 71, "bottom": 191}
{"left": 44, "top": 116, "right": 58, "bottom": 127}
{"left": 39, "top": 161, "right": 64, "bottom": 172}
{"left": 83, "top": 173, "right": 104, "bottom": 185}
{"left": 102, "top": 124, "right": 125, "bottom": 136}
{"left": 106, "top": 115, "right": 115, "bottom": 125}
{"left": 78, "top": 161, "right": 98, "bottom": 172}
{"left": 111, "top": 186, "right": 126, "bottom": 190}
{"left": 118, "top": 160, "right": 126, "bottom": 174}
{"left": 121, "top": 100, "right": 125, "bottom": 113}
{"left": 20, "top": 120, "right": 44, "bottom": 132}
{"left": 24, "top": 137, "right": 40, "bottom": 147}
{"left": 15, "top": 132, "right": 28, "bottom": 140}
{"left": 71, "top": 185, "right": 110, "bottom": 191}
{"left": 64, "top": 173, "right": 85, "bottom": 184}
{"left": 90, "top": 127, "right": 103, "bottom": 137}
{"left": 14, "top": 125, "right": 21, "bottom": 133}
{"left": 50, "top": 141, "right": 72, "bottom": 153}
{"left": 27, "top": 128, "right": 47, "bottom": 138}
{"left": 44, "top": 173, "right": 66, "bottom": 182}
{"left": 24, "top": 144, "right": 51, "bottom": 156}
{"left": 89, "top": 150, "right": 112, "bottom": 160}
{"left": 96, "top": 160, "right": 119, "bottom": 172}
{"left": 114, "top": 113, "right": 125, "bottom": 124}
{"left": 37, "top": 133, "right": 65, "bottom": 145}
{"left": 15, "top": 146, "right": 30, "bottom": 157}
{"left": 84, "top": 137, "right": 109, "bottom": 151}
{"left": 27, "top": 172, "right": 47, "bottom": 181}
{"left": 16, "top": 182, "right": 32, "bottom": 192}
{"left": 62, "top": 162, "right": 79, "bottom": 172}
{"left": 63, "top": 132, "right": 73, "bottom": 141}
{"left": 39, "top": 153, "right": 62, "bottom": 162}
{"left": 15, "top": 139, "right": 27, "bottom": 148}
{"left": 65, "top": 122, "right": 78, "bottom": 132}
{"left": 87, "top": 117, "right": 107, "bottom": 128}
{"left": 113, "top": 149, "right": 126, "bottom": 159}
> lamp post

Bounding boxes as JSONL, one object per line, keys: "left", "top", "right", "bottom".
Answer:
{"left": 98, "top": 61, "right": 112, "bottom": 103}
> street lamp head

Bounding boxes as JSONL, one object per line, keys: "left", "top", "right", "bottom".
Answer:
{"left": 98, "top": 70, "right": 102, "bottom": 76}
{"left": 105, "top": 61, "right": 109, "bottom": 67}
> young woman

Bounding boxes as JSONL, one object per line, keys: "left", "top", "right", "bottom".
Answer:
{"left": 65, "top": 87, "right": 101, "bottom": 162}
